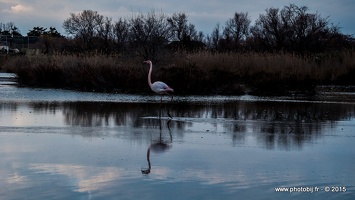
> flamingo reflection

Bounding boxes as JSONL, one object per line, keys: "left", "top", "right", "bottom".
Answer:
{"left": 141, "top": 118, "right": 172, "bottom": 174}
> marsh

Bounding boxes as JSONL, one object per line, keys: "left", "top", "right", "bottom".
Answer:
{"left": 0, "top": 73, "right": 354, "bottom": 199}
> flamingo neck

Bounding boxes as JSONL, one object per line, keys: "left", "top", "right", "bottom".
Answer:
{"left": 148, "top": 62, "right": 153, "bottom": 88}
{"left": 147, "top": 147, "right": 151, "bottom": 169}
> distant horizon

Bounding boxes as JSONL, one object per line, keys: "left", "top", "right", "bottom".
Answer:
{"left": 1, "top": 0, "right": 354, "bottom": 37}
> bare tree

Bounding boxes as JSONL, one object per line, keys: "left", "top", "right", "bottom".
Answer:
{"left": 211, "top": 23, "right": 221, "bottom": 51}
{"left": 166, "top": 12, "right": 202, "bottom": 51}
{"left": 282, "top": 4, "right": 337, "bottom": 53}
{"left": 196, "top": 31, "right": 205, "bottom": 43}
{"left": 223, "top": 12, "right": 251, "bottom": 50}
{"left": 128, "top": 10, "right": 170, "bottom": 61}
{"left": 97, "top": 17, "right": 113, "bottom": 55}
{"left": 253, "top": 7, "right": 286, "bottom": 51}
{"left": 113, "top": 17, "right": 130, "bottom": 53}
{"left": 63, "top": 10, "right": 105, "bottom": 52}
{"left": 251, "top": 4, "right": 341, "bottom": 53}
{"left": 186, "top": 23, "right": 198, "bottom": 40}
{"left": 167, "top": 12, "right": 188, "bottom": 42}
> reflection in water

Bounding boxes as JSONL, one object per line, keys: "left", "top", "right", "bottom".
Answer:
{"left": 141, "top": 118, "right": 172, "bottom": 174}
{"left": 1, "top": 97, "right": 355, "bottom": 199}
{"left": 1, "top": 101, "right": 354, "bottom": 150}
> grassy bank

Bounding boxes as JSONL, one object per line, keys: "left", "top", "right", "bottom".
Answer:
{"left": 2, "top": 51, "right": 355, "bottom": 95}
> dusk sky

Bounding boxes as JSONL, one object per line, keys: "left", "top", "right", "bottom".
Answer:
{"left": 1, "top": 0, "right": 354, "bottom": 36}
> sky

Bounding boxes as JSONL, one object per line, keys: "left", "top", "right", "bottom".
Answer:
{"left": 1, "top": 0, "right": 354, "bottom": 36}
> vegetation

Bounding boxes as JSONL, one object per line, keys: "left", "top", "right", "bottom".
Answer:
{"left": 1, "top": 4, "right": 355, "bottom": 95}
{"left": 3, "top": 51, "right": 355, "bottom": 95}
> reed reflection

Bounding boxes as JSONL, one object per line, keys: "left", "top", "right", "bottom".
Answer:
{"left": 9, "top": 101, "right": 354, "bottom": 150}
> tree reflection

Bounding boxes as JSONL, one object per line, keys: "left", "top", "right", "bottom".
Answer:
{"left": 17, "top": 101, "right": 355, "bottom": 150}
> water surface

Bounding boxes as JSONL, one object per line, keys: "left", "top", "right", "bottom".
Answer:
{"left": 0, "top": 73, "right": 354, "bottom": 199}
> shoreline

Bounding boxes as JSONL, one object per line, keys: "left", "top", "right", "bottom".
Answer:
{"left": 1, "top": 79, "right": 355, "bottom": 105}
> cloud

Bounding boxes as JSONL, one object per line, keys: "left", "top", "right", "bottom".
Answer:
{"left": 11, "top": 4, "right": 32, "bottom": 13}
{"left": 6, "top": 172, "right": 28, "bottom": 184}
{"left": 2, "top": 3, "right": 33, "bottom": 14}
{"left": 30, "top": 163, "right": 126, "bottom": 193}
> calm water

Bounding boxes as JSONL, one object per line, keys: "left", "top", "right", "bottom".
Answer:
{"left": 0, "top": 73, "right": 354, "bottom": 199}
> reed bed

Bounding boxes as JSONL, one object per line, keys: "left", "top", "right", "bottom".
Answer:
{"left": 2, "top": 51, "right": 355, "bottom": 95}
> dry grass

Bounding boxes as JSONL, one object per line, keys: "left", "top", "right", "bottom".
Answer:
{"left": 3, "top": 55, "right": 146, "bottom": 93}
{"left": 2, "top": 51, "right": 355, "bottom": 95}
{"left": 165, "top": 51, "right": 355, "bottom": 95}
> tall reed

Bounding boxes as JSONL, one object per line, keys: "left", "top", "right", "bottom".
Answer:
{"left": 2, "top": 51, "right": 355, "bottom": 95}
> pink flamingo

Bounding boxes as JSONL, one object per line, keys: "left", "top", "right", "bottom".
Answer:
{"left": 143, "top": 60, "right": 174, "bottom": 104}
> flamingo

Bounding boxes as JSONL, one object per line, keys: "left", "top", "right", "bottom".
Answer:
{"left": 143, "top": 60, "right": 174, "bottom": 99}
{"left": 143, "top": 60, "right": 174, "bottom": 118}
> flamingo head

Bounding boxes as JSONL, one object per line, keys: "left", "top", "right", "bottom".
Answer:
{"left": 143, "top": 60, "right": 152, "bottom": 64}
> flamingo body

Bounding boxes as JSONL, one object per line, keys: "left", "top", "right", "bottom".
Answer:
{"left": 143, "top": 60, "right": 174, "bottom": 95}
{"left": 151, "top": 81, "right": 174, "bottom": 94}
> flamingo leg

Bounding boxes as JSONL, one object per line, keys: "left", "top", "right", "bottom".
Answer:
{"left": 159, "top": 96, "right": 162, "bottom": 119}
{"left": 167, "top": 95, "right": 173, "bottom": 119}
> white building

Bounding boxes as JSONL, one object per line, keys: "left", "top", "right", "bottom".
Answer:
{"left": 0, "top": 43, "right": 9, "bottom": 53}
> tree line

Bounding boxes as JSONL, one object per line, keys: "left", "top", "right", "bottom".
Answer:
{"left": 1, "top": 4, "right": 354, "bottom": 60}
